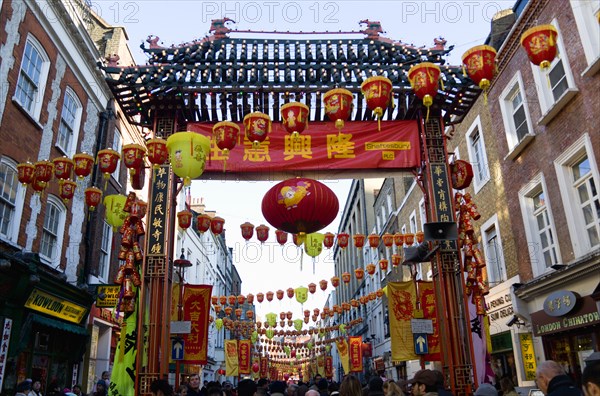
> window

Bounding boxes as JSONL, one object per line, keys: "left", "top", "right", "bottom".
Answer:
{"left": 499, "top": 72, "right": 535, "bottom": 158}
{"left": 570, "top": 0, "right": 600, "bottom": 74}
{"left": 98, "top": 221, "right": 112, "bottom": 281}
{"left": 555, "top": 133, "right": 600, "bottom": 256}
{"left": 40, "top": 196, "right": 66, "bottom": 266}
{"left": 56, "top": 88, "right": 82, "bottom": 156}
{"left": 112, "top": 128, "right": 122, "bottom": 181}
{"left": 519, "top": 174, "right": 560, "bottom": 276}
{"left": 14, "top": 36, "right": 50, "bottom": 120}
{"left": 466, "top": 116, "right": 490, "bottom": 192}
{"left": 386, "top": 192, "right": 393, "bottom": 215}
{"left": 409, "top": 211, "right": 417, "bottom": 234}
{"left": 419, "top": 198, "right": 427, "bottom": 230}
{"left": 0, "top": 158, "right": 25, "bottom": 244}
{"left": 531, "top": 20, "right": 578, "bottom": 125}
{"left": 481, "top": 215, "right": 505, "bottom": 286}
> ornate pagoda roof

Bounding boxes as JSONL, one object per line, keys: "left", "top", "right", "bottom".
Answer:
{"left": 100, "top": 20, "right": 481, "bottom": 127}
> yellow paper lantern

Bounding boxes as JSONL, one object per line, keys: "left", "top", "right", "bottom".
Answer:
{"left": 103, "top": 194, "right": 128, "bottom": 231}
{"left": 304, "top": 233, "right": 324, "bottom": 258}
{"left": 166, "top": 132, "right": 211, "bottom": 186}
{"left": 295, "top": 286, "right": 308, "bottom": 304}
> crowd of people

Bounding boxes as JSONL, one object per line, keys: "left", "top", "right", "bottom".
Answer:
{"left": 14, "top": 370, "right": 110, "bottom": 396}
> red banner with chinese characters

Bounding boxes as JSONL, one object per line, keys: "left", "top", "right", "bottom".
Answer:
{"left": 188, "top": 120, "right": 420, "bottom": 176}
{"left": 325, "top": 356, "right": 333, "bottom": 378}
{"left": 182, "top": 284, "right": 212, "bottom": 364}
{"left": 349, "top": 336, "right": 363, "bottom": 372}
{"left": 260, "top": 356, "right": 269, "bottom": 378}
{"left": 238, "top": 339, "right": 252, "bottom": 374}
{"left": 419, "top": 281, "right": 441, "bottom": 361}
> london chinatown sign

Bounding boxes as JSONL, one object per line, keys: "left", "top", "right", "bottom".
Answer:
{"left": 531, "top": 296, "right": 600, "bottom": 336}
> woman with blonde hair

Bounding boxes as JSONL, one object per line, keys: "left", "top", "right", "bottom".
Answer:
{"left": 339, "top": 375, "right": 363, "bottom": 396}
{"left": 385, "top": 381, "right": 405, "bottom": 396}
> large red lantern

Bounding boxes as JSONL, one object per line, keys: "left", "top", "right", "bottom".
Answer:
{"left": 323, "top": 88, "right": 353, "bottom": 133}
{"left": 73, "top": 152, "right": 94, "bottom": 179}
{"left": 520, "top": 24, "right": 558, "bottom": 70}
{"left": 281, "top": 102, "right": 309, "bottom": 139}
{"left": 451, "top": 160, "right": 474, "bottom": 190}
{"left": 241, "top": 222, "right": 254, "bottom": 241}
{"left": 52, "top": 157, "right": 74, "bottom": 183}
{"left": 97, "top": 148, "right": 120, "bottom": 181}
{"left": 213, "top": 121, "right": 240, "bottom": 172}
{"left": 243, "top": 112, "right": 271, "bottom": 148}
{"left": 408, "top": 62, "right": 441, "bottom": 121}
{"left": 462, "top": 45, "right": 497, "bottom": 102}
{"left": 178, "top": 210, "right": 193, "bottom": 230}
{"left": 58, "top": 180, "right": 77, "bottom": 204}
{"left": 337, "top": 232, "right": 349, "bottom": 249}
{"left": 34, "top": 160, "right": 54, "bottom": 188}
{"left": 262, "top": 178, "right": 339, "bottom": 236}
{"left": 360, "top": 76, "right": 393, "bottom": 130}
{"left": 210, "top": 216, "right": 225, "bottom": 235}
{"left": 256, "top": 224, "right": 270, "bottom": 243}
{"left": 84, "top": 186, "right": 102, "bottom": 211}
{"left": 197, "top": 213, "right": 212, "bottom": 233}
{"left": 17, "top": 162, "right": 35, "bottom": 186}
{"left": 146, "top": 138, "right": 168, "bottom": 169}
{"left": 323, "top": 232, "right": 335, "bottom": 249}
{"left": 122, "top": 144, "right": 146, "bottom": 177}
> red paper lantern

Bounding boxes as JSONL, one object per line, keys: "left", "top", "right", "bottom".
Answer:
{"left": 281, "top": 102, "right": 309, "bottom": 138}
{"left": 319, "top": 279, "right": 328, "bottom": 291}
{"left": 228, "top": 295, "right": 236, "bottom": 305}
{"left": 97, "top": 148, "right": 120, "bottom": 181}
{"left": 275, "top": 229, "right": 288, "bottom": 246}
{"left": 84, "top": 186, "right": 102, "bottom": 211}
{"left": 235, "top": 308, "right": 242, "bottom": 318}
{"left": 224, "top": 306, "right": 232, "bottom": 316}
{"left": 323, "top": 232, "right": 335, "bottom": 249}
{"left": 34, "top": 160, "right": 54, "bottom": 188}
{"left": 331, "top": 276, "right": 340, "bottom": 288}
{"left": 213, "top": 121, "right": 240, "bottom": 172}
{"left": 262, "top": 178, "right": 339, "bottom": 236}
{"left": 146, "top": 138, "right": 168, "bottom": 169}
{"left": 355, "top": 268, "right": 365, "bottom": 280}
{"left": 211, "top": 296, "right": 218, "bottom": 305}
{"left": 342, "top": 272, "right": 351, "bottom": 284}
{"left": 122, "top": 144, "right": 146, "bottom": 178}
{"left": 451, "top": 160, "right": 475, "bottom": 190}
{"left": 382, "top": 233, "right": 394, "bottom": 249}
{"left": 256, "top": 224, "right": 270, "bottom": 243}
{"left": 416, "top": 231, "right": 425, "bottom": 244}
{"left": 408, "top": 62, "right": 441, "bottom": 120}
{"left": 394, "top": 233, "right": 405, "bottom": 247}
{"left": 368, "top": 233, "right": 380, "bottom": 248}
{"left": 58, "top": 180, "right": 77, "bottom": 203}
{"left": 286, "top": 288, "right": 294, "bottom": 299}
{"left": 462, "top": 45, "right": 497, "bottom": 100}
{"left": 292, "top": 233, "right": 304, "bottom": 247}
{"left": 210, "top": 216, "right": 225, "bottom": 235}
{"left": 252, "top": 363, "right": 260, "bottom": 373}
{"left": 241, "top": 222, "right": 254, "bottom": 241}
{"left": 323, "top": 88, "right": 353, "bottom": 132}
{"left": 520, "top": 24, "right": 558, "bottom": 70}
{"left": 366, "top": 263, "right": 376, "bottom": 276}
{"left": 353, "top": 234, "right": 365, "bottom": 249}
{"left": 337, "top": 232, "right": 349, "bottom": 249}
{"left": 177, "top": 210, "right": 193, "bottom": 230}
{"left": 405, "top": 233, "right": 415, "bottom": 245}
{"left": 17, "top": 163, "right": 35, "bottom": 185}
{"left": 219, "top": 296, "right": 227, "bottom": 305}
{"left": 52, "top": 157, "right": 74, "bottom": 183}
{"left": 237, "top": 295, "right": 246, "bottom": 305}
{"left": 246, "top": 310, "right": 254, "bottom": 320}
{"left": 266, "top": 291, "right": 274, "bottom": 302}
{"left": 243, "top": 112, "right": 271, "bottom": 148}
{"left": 197, "top": 213, "right": 212, "bottom": 233}
{"left": 73, "top": 152, "right": 94, "bottom": 179}
{"left": 256, "top": 292, "right": 264, "bottom": 303}
{"left": 247, "top": 293, "right": 254, "bottom": 303}
{"left": 276, "top": 290, "right": 284, "bottom": 301}
{"left": 379, "top": 259, "right": 389, "bottom": 271}
{"left": 308, "top": 283, "right": 316, "bottom": 294}
{"left": 360, "top": 76, "right": 393, "bottom": 130}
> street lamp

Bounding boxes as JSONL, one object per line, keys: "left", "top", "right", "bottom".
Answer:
{"left": 173, "top": 248, "right": 191, "bottom": 389}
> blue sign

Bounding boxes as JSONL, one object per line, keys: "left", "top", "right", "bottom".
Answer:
{"left": 414, "top": 333, "right": 428, "bottom": 355}
{"left": 172, "top": 338, "right": 184, "bottom": 360}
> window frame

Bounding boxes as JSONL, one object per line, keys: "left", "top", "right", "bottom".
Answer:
{"left": 480, "top": 214, "right": 506, "bottom": 287}
{"left": 56, "top": 87, "right": 83, "bottom": 157}
{"left": 499, "top": 71, "right": 535, "bottom": 160}
{"left": 98, "top": 221, "right": 112, "bottom": 282}
{"left": 570, "top": 0, "right": 600, "bottom": 76}
{"left": 466, "top": 115, "right": 490, "bottom": 193}
{"left": 39, "top": 195, "right": 67, "bottom": 267}
{"left": 111, "top": 127, "right": 123, "bottom": 184}
{"left": 0, "top": 157, "right": 26, "bottom": 245}
{"left": 518, "top": 173, "right": 561, "bottom": 277}
{"left": 530, "top": 19, "right": 579, "bottom": 126}
{"left": 554, "top": 133, "right": 600, "bottom": 256}
{"left": 14, "top": 35, "right": 50, "bottom": 121}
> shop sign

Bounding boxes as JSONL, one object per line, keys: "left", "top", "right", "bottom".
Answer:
{"left": 95, "top": 285, "right": 121, "bottom": 308}
{"left": 486, "top": 292, "right": 514, "bottom": 325}
{"left": 24, "top": 288, "right": 87, "bottom": 323}
{"left": 531, "top": 296, "right": 600, "bottom": 336}
{"left": 0, "top": 318, "right": 13, "bottom": 389}
{"left": 543, "top": 290, "right": 578, "bottom": 317}
{"left": 519, "top": 333, "right": 537, "bottom": 381}
{"left": 373, "top": 357, "right": 385, "bottom": 372}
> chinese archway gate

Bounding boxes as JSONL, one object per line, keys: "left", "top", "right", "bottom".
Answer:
{"left": 101, "top": 20, "right": 483, "bottom": 395}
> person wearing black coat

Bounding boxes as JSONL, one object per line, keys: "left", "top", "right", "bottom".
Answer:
{"left": 535, "top": 360, "right": 582, "bottom": 396}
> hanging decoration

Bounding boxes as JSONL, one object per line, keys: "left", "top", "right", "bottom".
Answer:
{"left": 337, "top": 232, "right": 350, "bottom": 249}
{"left": 197, "top": 213, "right": 212, "bottom": 233}
{"left": 304, "top": 233, "right": 324, "bottom": 258}
{"left": 58, "top": 180, "right": 77, "bottom": 204}
{"left": 520, "top": 24, "right": 558, "bottom": 70}
{"left": 166, "top": 132, "right": 211, "bottom": 186}
{"left": 379, "top": 259, "right": 389, "bottom": 272}
{"left": 261, "top": 177, "right": 339, "bottom": 236}
{"left": 17, "top": 162, "right": 35, "bottom": 186}
{"left": 84, "top": 187, "right": 102, "bottom": 211}
{"left": 461, "top": 45, "right": 497, "bottom": 103}
{"left": 408, "top": 62, "right": 441, "bottom": 122}
{"left": 210, "top": 216, "right": 225, "bottom": 235}
{"left": 104, "top": 194, "right": 128, "bottom": 231}
{"left": 451, "top": 160, "right": 475, "bottom": 190}
{"left": 146, "top": 138, "right": 169, "bottom": 170}
{"left": 394, "top": 233, "right": 405, "bottom": 247}
{"left": 256, "top": 224, "right": 270, "bottom": 244}
{"left": 275, "top": 229, "right": 288, "bottom": 246}
{"left": 52, "top": 157, "right": 74, "bottom": 183}
{"left": 366, "top": 263, "right": 376, "bottom": 276}
{"left": 368, "top": 233, "right": 380, "bottom": 249}
{"left": 331, "top": 276, "right": 340, "bottom": 288}
{"left": 177, "top": 210, "right": 193, "bottom": 230}
{"left": 122, "top": 143, "right": 146, "bottom": 178}
{"left": 361, "top": 76, "right": 393, "bottom": 131}
{"left": 281, "top": 102, "right": 310, "bottom": 139}
{"left": 73, "top": 152, "right": 94, "bottom": 179}
{"left": 213, "top": 121, "right": 240, "bottom": 172}
{"left": 323, "top": 88, "right": 353, "bottom": 133}
{"left": 323, "top": 232, "right": 335, "bottom": 249}
{"left": 33, "top": 160, "right": 54, "bottom": 192}
{"left": 353, "top": 234, "right": 365, "bottom": 249}
{"left": 241, "top": 222, "right": 255, "bottom": 241}
{"left": 243, "top": 112, "right": 271, "bottom": 149}
{"left": 96, "top": 148, "right": 120, "bottom": 188}
{"left": 354, "top": 268, "right": 365, "bottom": 280}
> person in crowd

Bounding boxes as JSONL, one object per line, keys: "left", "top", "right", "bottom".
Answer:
{"left": 71, "top": 384, "right": 86, "bottom": 396}
{"left": 407, "top": 369, "right": 438, "bottom": 396}
{"left": 339, "top": 375, "right": 363, "bottom": 396}
{"left": 287, "top": 383, "right": 299, "bottom": 396}
{"left": 328, "top": 382, "right": 340, "bottom": 396}
{"left": 150, "top": 379, "right": 174, "bottom": 396}
{"left": 535, "top": 360, "right": 581, "bottom": 396}
{"left": 28, "top": 379, "right": 43, "bottom": 396}
{"left": 257, "top": 379, "right": 270, "bottom": 396}
{"left": 367, "top": 377, "right": 385, "bottom": 396}
{"left": 270, "top": 381, "right": 287, "bottom": 396}
{"left": 385, "top": 381, "right": 405, "bottom": 396}
{"left": 101, "top": 371, "right": 110, "bottom": 389}
{"left": 92, "top": 380, "right": 107, "bottom": 396}
{"left": 582, "top": 360, "right": 600, "bottom": 396}
{"left": 317, "top": 379, "right": 329, "bottom": 396}
{"left": 237, "top": 379, "right": 258, "bottom": 396}
{"left": 499, "top": 377, "right": 518, "bottom": 396}
{"left": 16, "top": 380, "right": 32, "bottom": 396}
{"left": 473, "top": 383, "right": 497, "bottom": 396}
{"left": 432, "top": 371, "right": 452, "bottom": 396}
{"left": 296, "top": 383, "right": 309, "bottom": 396}
{"left": 187, "top": 374, "right": 202, "bottom": 396}
{"left": 310, "top": 376, "right": 323, "bottom": 392}
{"left": 176, "top": 384, "right": 189, "bottom": 396}
{"left": 305, "top": 390, "right": 319, "bottom": 396}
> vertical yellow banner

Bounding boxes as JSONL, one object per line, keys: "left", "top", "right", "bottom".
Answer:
{"left": 335, "top": 338, "right": 350, "bottom": 374}
{"left": 225, "top": 339, "right": 239, "bottom": 376}
{"left": 387, "top": 281, "right": 418, "bottom": 362}
{"left": 519, "top": 333, "right": 537, "bottom": 381}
